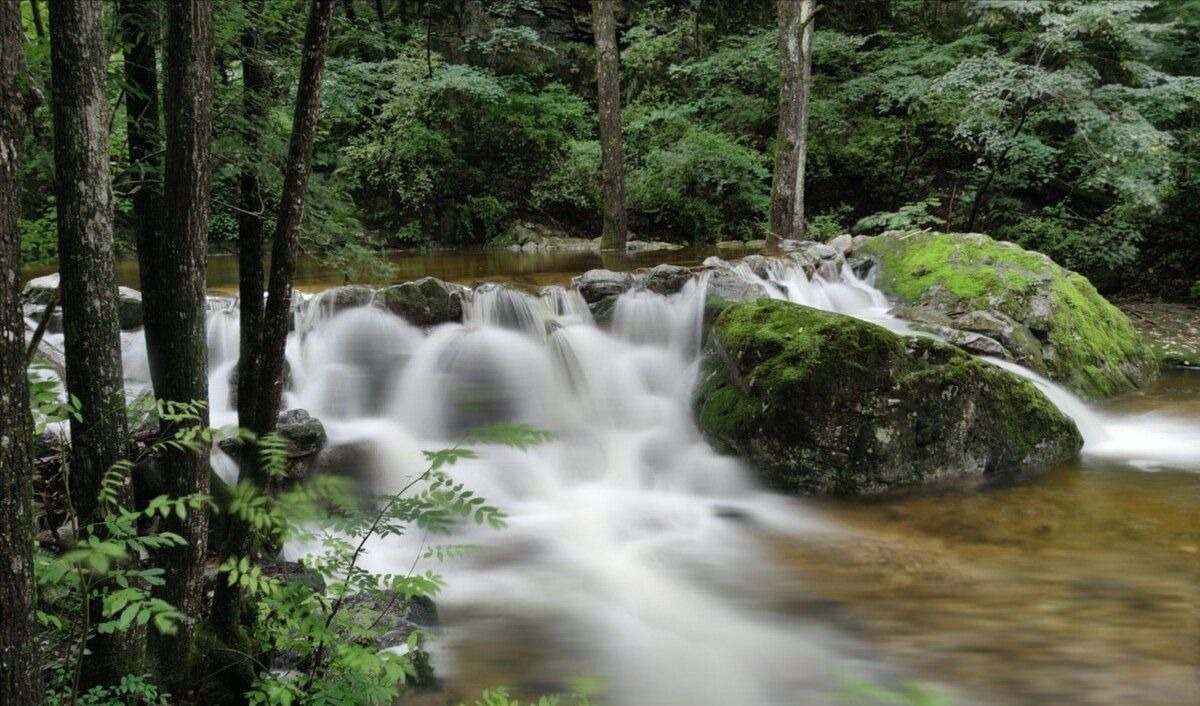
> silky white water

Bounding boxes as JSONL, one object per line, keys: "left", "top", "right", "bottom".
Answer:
{"left": 58, "top": 252, "right": 1196, "bottom": 704}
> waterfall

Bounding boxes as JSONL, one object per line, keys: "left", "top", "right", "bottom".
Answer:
{"left": 99, "top": 252, "right": 1196, "bottom": 704}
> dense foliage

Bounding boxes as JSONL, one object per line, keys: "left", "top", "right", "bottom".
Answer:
{"left": 15, "top": 0, "right": 1199, "bottom": 292}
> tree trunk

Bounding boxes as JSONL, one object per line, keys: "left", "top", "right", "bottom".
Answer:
{"left": 1, "top": 3, "right": 45, "bottom": 704}
{"left": 254, "top": 0, "right": 336, "bottom": 437}
{"left": 591, "top": 0, "right": 627, "bottom": 251}
{"left": 770, "top": 0, "right": 815, "bottom": 241}
{"left": 120, "top": 0, "right": 161, "bottom": 282}
{"left": 146, "top": 0, "right": 213, "bottom": 688}
{"left": 29, "top": 0, "right": 45, "bottom": 36}
{"left": 209, "top": 0, "right": 272, "bottom": 666}
{"left": 50, "top": 0, "right": 144, "bottom": 684}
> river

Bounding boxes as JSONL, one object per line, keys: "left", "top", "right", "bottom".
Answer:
{"left": 38, "top": 248, "right": 1200, "bottom": 705}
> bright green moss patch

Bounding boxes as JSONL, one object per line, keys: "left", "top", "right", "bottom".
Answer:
{"left": 858, "top": 231, "right": 1158, "bottom": 399}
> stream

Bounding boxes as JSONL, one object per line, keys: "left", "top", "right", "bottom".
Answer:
{"left": 39, "top": 249, "right": 1200, "bottom": 705}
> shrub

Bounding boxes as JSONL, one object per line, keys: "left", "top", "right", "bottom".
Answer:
{"left": 628, "top": 127, "right": 770, "bottom": 242}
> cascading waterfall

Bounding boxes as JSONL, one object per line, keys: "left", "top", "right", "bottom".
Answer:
{"left": 96, "top": 252, "right": 1197, "bottom": 704}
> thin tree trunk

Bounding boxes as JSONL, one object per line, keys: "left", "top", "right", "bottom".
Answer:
{"left": 964, "top": 99, "right": 1031, "bottom": 233}
{"left": 50, "top": 0, "right": 144, "bottom": 684}
{"left": 1, "top": 2, "right": 45, "bottom": 703}
{"left": 374, "top": 0, "right": 385, "bottom": 24}
{"left": 591, "top": 0, "right": 626, "bottom": 251}
{"left": 254, "top": 0, "right": 336, "bottom": 438}
{"left": 770, "top": 0, "right": 816, "bottom": 241}
{"left": 210, "top": 0, "right": 272, "bottom": 667}
{"left": 120, "top": 0, "right": 161, "bottom": 325}
{"left": 29, "top": 0, "right": 44, "bottom": 36}
{"left": 146, "top": 0, "right": 213, "bottom": 688}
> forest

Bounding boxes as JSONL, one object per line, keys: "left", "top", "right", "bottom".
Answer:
{"left": 2, "top": 1, "right": 1200, "bottom": 706}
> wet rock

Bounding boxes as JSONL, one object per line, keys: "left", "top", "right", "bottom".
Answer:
{"left": 827, "top": 234, "right": 853, "bottom": 255}
{"left": 944, "top": 330, "right": 1010, "bottom": 358}
{"left": 319, "top": 285, "right": 375, "bottom": 312}
{"left": 117, "top": 286, "right": 143, "bottom": 329}
{"left": 702, "top": 267, "right": 771, "bottom": 337}
{"left": 625, "top": 240, "right": 684, "bottom": 253}
{"left": 573, "top": 269, "right": 634, "bottom": 303}
{"left": 22, "top": 273, "right": 59, "bottom": 304}
{"left": 695, "top": 299, "right": 1082, "bottom": 495}
{"left": 218, "top": 409, "right": 326, "bottom": 482}
{"left": 738, "top": 255, "right": 775, "bottom": 280}
{"left": 641, "top": 264, "right": 693, "bottom": 295}
{"left": 277, "top": 409, "right": 327, "bottom": 459}
{"left": 377, "top": 277, "right": 468, "bottom": 327}
{"left": 857, "top": 231, "right": 1158, "bottom": 398}
{"left": 587, "top": 294, "right": 620, "bottom": 326}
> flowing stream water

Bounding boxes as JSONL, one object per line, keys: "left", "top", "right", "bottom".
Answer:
{"left": 39, "top": 251, "right": 1199, "bottom": 705}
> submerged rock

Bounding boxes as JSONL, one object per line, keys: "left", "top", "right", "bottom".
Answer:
{"left": 641, "top": 264, "right": 693, "bottom": 295}
{"left": 378, "top": 277, "right": 468, "bottom": 327}
{"left": 694, "top": 299, "right": 1082, "bottom": 495}
{"left": 573, "top": 269, "right": 635, "bottom": 303}
{"left": 854, "top": 232, "right": 1158, "bottom": 399}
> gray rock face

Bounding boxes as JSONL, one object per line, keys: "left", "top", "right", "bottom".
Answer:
{"left": 117, "top": 286, "right": 143, "bottom": 329}
{"left": 573, "top": 269, "right": 634, "bottom": 303}
{"left": 318, "top": 285, "right": 375, "bottom": 312}
{"left": 378, "top": 277, "right": 468, "bottom": 327}
{"left": 827, "top": 234, "right": 853, "bottom": 255}
{"left": 695, "top": 299, "right": 1083, "bottom": 495}
{"left": 641, "top": 264, "right": 693, "bottom": 295}
{"left": 277, "top": 409, "right": 328, "bottom": 458}
{"left": 705, "top": 267, "right": 769, "bottom": 304}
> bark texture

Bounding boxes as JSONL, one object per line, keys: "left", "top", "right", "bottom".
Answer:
{"left": 209, "top": 0, "right": 272, "bottom": 663}
{"left": 120, "top": 0, "right": 162, "bottom": 286}
{"left": 146, "top": 0, "right": 213, "bottom": 687}
{"left": 255, "top": 0, "right": 336, "bottom": 437}
{"left": 51, "top": 0, "right": 144, "bottom": 683}
{"left": 770, "top": 0, "right": 816, "bottom": 241}
{"left": 0, "top": 1, "right": 45, "bottom": 703}
{"left": 50, "top": 0, "right": 130, "bottom": 523}
{"left": 591, "top": 0, "right": 627, "bottom": 250}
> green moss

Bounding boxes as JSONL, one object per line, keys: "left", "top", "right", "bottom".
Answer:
{"left": 860, "top": 231, "right": 1157, "bottom": 399}
{"left": 860, "top": 232, "right": 1043, "bottom": 304}
{"left": 694, "top": 298, "right": 1083, "bottom": 495}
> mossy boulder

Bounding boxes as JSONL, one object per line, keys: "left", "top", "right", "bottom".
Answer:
{"left": 694, "top": 299, "right": 1082, "bottom": 495}
{"left": 378, "top": 277, "right": 468, "bottom": 327}
{"left": 855, "top": 232, "right": 1157, "bottom": 399}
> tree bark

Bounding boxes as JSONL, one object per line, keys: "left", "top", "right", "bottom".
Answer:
{"left": 210, "top": 2, "right": 335, "bottom": 644}
{"left": 120, "top": 0, "right": 161, "bottom": 287}
{"left": 1, "top": 2, "right": 45, "bottom": 704}
{"left": 50, "top": 0, "right": 145, "bottom": 684}
{"left": 591, "top": 0, "right": 627, "bottom": 251}
{"left": 770, "top": 0, "right": 816, "bottom": 241}
{"left": 29, "top": 0, "right": 44, "bottom": 36}
{"left": 254, "top": 0, "right": 336, "bottom": 438}
{"left": 145, "top": 0, "right": 213, "bottom": 688}
{"left": 209, "top": 0, "right": 273, "bottom": 666}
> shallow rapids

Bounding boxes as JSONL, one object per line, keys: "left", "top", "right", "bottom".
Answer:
{"left": 75, "top": 253, "right": 1200, "bottom": 704}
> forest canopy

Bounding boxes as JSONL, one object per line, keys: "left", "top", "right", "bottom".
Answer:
{"left": 16, "top": 0, "right": 1200, "bottom": 292}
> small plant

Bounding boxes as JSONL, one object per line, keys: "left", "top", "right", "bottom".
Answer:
{"left": 223, "top": 424, "right": 552, "bottom": 706}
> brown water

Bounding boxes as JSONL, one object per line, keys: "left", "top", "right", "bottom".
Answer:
{"left": 782, "top": 369, "right": 1200, "bottom": 706}
{"left": 24, "top": 245, "right": 751, "bottom": 296}
{"left": 424, "top": 372, "right": 1200, "bottom": 706}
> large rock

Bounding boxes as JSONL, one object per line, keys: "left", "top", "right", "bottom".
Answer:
{"left": 641, "top": 264, "right": 693, "bottom": 295}
{"left": 378, "top": 277, "right": 467, "bottom": 327}
{"left": 23, "top": 274, "right": 143, "bottom": 330}
{"left": 855, "top": 232, "right": 1158, "bottom": 399}
{"left": 573, "top": 269, "right": 634, "bottom": 303}
{"left": 702, "top": 266, "right": 769, "bottom": 333}
{"left": 694, "top": 299, "right": 1082, "bottom": 495}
